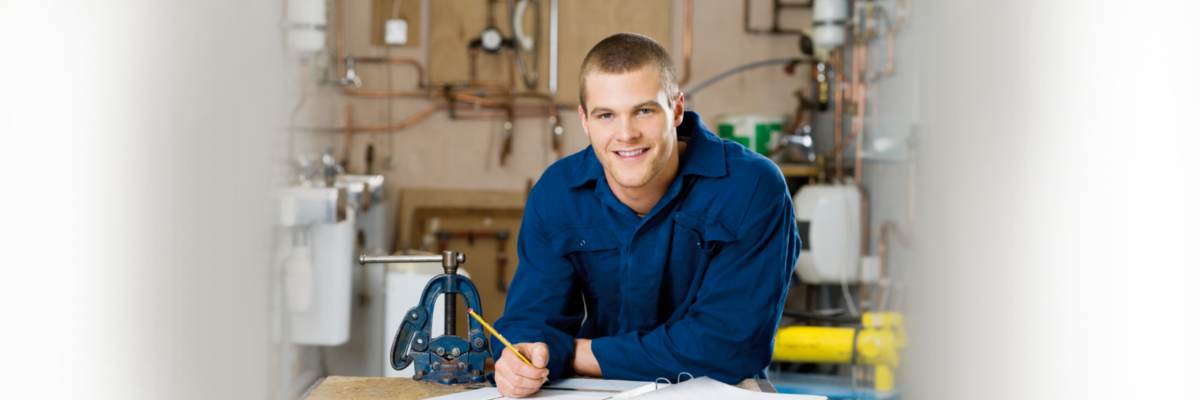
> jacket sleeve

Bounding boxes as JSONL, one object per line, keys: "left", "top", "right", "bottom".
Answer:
{"left": 489, "top": 191, "right": 583, "bottom": 379}
{"left": 590, "top": 192, "right": 801, "bottom": 384}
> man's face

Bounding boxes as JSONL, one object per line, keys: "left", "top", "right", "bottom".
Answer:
{"left": 578, "top": 66, "right": 684, "bottom": 189}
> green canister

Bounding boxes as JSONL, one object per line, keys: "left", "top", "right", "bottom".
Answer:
{"left": 716, "top": 114, "right": 788, "bottom": 156}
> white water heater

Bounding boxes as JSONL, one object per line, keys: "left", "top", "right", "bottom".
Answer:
{"left": 793, "top": 184, "right": 861, "bottom": 284}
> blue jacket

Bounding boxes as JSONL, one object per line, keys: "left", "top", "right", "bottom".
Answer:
{"left": 491, "top": 111, "right": 800, "bottom": 384}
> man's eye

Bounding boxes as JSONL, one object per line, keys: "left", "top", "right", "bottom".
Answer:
{"left": 638, "top": 109, "right": 653, "bottom": 115}
{"left": 599, "top": 113, "right": 613, "bottom": 119}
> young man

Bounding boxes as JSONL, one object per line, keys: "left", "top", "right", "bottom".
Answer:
{"left": 490, "top": 33, "right": 800, "bottom": 398}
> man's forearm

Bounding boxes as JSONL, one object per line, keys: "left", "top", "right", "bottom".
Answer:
{"left": 571, "top": 339, "right": 602, "bottom": 377}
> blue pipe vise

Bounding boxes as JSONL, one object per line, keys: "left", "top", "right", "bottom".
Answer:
{"left": 359, "top": 251, "right": 491, "bottom": 384}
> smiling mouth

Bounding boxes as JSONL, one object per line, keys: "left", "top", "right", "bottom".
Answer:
{"left": 615, "top": 149, "right": 647, "bottom": 157}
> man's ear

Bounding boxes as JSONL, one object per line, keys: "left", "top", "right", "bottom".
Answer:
{"left": 673, "top": 92, "right": 685, "bottom": 127}
{"left": 578, "top": 105, "right": 589, "bottom": 137}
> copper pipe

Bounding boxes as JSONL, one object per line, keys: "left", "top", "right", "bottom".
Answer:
{"left": 343, "top": 103, "right": 353, "bottom": 169}
{"left": 877, "top": 220, "right": 910, "bottom": 311}
{"left": 832, "top": 48, "right": 844, "bottom": 180}
{"left": 455, "top": 93, "right": 509, "bottom": 108}
{"left": 342, "top": 88, "right": 435, "bottom": 98}
{"left": 859, "top": 184, "right": 870, "bottom": 256}
{"left": 505, "top": 48, "right": 518, "bottom": 99}
{"left": 334, "top": 104, "right": 555, "bottom": 133}
{"left": 501, "top": 49, "right": 518, "bottom": 166}
{"left": 349, "top": 104, "right": 441, "bottom": 133}
{"left": 336, "top": 0, "right": 346, "bottom": 80}
{"left": 853, "top": 45, "right": 866, "bottom": 187}
{"left": 470, "top": 82, "right": 512, "bottom": 92}
{"left": 677, "top": 0, "right": 693, "bottom": 86}
{"left": 295, "top": 103, "right": 555, "bottom": 133}
{"left": 469, "top": 47, "right": 479, "bottom": 86}
{"left": 451, "top": 110, "right": 548, "bottom": 120}
{"left": 355, "top": 56, "right": 427, "bottom": 88}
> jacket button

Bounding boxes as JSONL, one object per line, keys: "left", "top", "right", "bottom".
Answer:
{"left": 580, "top": 240, "right": 586, "bottom": 246}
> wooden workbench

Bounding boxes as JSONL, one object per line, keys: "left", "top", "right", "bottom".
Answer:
{"left": 301, "top": 376, "right": 776, "bottom": 400}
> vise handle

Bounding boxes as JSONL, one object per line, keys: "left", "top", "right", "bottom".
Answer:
{"left": 360, "top": 251, "right": 467, "bottom": 275}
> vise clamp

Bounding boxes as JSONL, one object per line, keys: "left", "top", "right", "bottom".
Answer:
{"left": 359, "top": 251, "right": 491, "bottom": 384}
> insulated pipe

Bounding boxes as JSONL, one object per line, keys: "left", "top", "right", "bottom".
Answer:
{"left": 548, "top": 0, "right": 559, "bottom": 96}
{"left": 297, "top": 103, "right": 558, "bottom": 134}
{"left": 336, "top": 0, "right": 346, "bottom": 79}
{"left": 832, "top": 48, "right": 845, "bottom": 179}
{"left": 355, "top": 56, "right": 428, "bottom": 88}
{"left": 343, "top": 103, "right": 353, "bottom": 169}
{"left": 877, "top": 220, "right": 910, "bottom": 311}
{"left": 677, "top": 0, "right": 693, "bottom": 86}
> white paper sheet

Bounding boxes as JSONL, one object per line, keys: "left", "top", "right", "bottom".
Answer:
{"left": 426, "top": 379, "right": 654, "bottom": 400}
{"left": 625, "top": 377, "right": 826, "bottom": 400}
{"left": 422, "top": 377, "right": 823, "bottom": 400}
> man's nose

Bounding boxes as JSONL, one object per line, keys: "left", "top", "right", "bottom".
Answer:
{"left": 614, "top": 116, "right": 641, "bottom": 142}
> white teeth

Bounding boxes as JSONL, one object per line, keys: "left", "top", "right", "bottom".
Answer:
{"left": 616, "top": 149, "right": 646, "bottom": 157}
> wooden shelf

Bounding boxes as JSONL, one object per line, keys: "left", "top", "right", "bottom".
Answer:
{"left": 775, "top": 163, "right": 854, "bottom": 178}
{"left": 776, "top": 163, "right": 818, "bottom": 177}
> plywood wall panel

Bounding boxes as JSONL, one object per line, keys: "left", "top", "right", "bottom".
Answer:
{"left": 554, "top": 1, "right": 672, "bottom": 104}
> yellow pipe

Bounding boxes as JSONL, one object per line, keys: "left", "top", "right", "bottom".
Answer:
{"left": 773, "top": 326, "right": 856, "bottom": 364}
{"left": 875, "top": 365, "right": 893, "bottom": 392}
{"left": 772, "top": 313, "right": 907, "bottom": 392}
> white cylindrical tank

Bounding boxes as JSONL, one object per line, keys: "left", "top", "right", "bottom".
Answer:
{"left": 813, "top": 0, "right": 848, "bottom": 49}
{"left": 286, "top": 0, "right": 326, "bottom": 53}
{"left": 289, "top": 208, "right": 354, "bottom": 346}
{"left": 793, "top": 184, "right": 861, "bottom": 284}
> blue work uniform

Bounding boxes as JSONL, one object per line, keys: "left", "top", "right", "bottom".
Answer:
{"left": 491, "top": 111, "right": 800, "bottom": 384}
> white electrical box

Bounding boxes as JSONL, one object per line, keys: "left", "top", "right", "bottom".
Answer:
{"left": 793, "top": 184, "right": 862, "bottom": 284}
{"left": 385, "top": 19, "right": 408, "bottom": 45}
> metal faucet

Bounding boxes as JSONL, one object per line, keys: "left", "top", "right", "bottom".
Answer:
{"left": 337, "top": 56, "right": 362, "bottom": 88}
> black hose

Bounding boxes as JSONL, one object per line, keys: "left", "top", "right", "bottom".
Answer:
{"left": 683, "top": 58, "right": 810, "bottom": 99}
{"left": 782, "top": 309, "right": 861, "bottom": 324}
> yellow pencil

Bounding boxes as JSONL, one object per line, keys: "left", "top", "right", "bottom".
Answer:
{"left": 467, "top": 308, "right": 547, "bottom": 381}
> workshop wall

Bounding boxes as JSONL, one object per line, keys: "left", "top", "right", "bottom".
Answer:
{"left": 288, "top": 0, "right": 816, "bottom": 251}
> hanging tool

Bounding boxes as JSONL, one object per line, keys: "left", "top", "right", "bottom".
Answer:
{"left": 359, "top": 251, "right": 491, "bottom": 384}
{"left": 510, "top": 0, "right": 540, "bottom": 90}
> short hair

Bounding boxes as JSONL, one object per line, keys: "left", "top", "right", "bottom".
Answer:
{"left": 578, "top": 32, "right": 679, "bottom": 112}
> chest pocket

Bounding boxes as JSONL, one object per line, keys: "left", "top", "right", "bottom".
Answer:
{"left": 550, "top": 225, "right": 621, "bottom": 286}
{"left": 671, "top": 213, "right": 736, "bottom": 255}
{"left": 664, "top": 213, "right": 737, "bottom": 312}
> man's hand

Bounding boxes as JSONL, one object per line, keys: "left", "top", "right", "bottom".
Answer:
{"left": 495, "top": 342, "right": 549, "bottom": 398}
{"left": 571, "top": 338, "right": 603, "bottom": 377}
